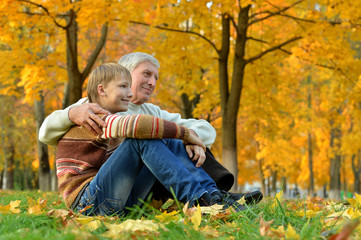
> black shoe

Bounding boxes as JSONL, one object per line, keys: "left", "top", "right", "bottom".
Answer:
{"left": 210, "top": 191, "right": 247, "bottom": 212}
{"left": 197, "top": 192, "right": 222, "bottom": 207}
{"left": 222, "top": 200, "right": 247, "bottom": 212}
{"left": 220, "top": 190, "right": 263, "bottom": 205}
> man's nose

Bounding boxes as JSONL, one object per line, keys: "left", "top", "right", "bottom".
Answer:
{"left": 148, "top": 76, "right": 156, "bottom": 86}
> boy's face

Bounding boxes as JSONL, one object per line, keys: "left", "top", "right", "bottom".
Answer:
{"left": 99, "top": 76, "right": 133, "bottom": 113}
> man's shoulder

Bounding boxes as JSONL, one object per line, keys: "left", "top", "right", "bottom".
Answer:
{"left": 139, "top": 103, "right": 163, "bottom": 113}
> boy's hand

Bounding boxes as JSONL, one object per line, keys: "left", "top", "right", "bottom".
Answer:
{"left": 68, "top": 103, "right": 111, "bottom": 135}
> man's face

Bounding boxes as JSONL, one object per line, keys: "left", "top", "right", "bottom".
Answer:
{"left": 130, "top": 61, "right": 159, "bottom": 105}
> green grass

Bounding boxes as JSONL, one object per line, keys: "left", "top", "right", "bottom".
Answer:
{"left": 0, "top": 190, "right": 359, "bottom": 239}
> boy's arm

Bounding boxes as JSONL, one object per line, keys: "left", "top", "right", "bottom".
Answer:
{"left": 142, "top": 104, "right": 216, "bottom": 148}
{"left": 101, "top": 114, "right": 205, "bottom": 150}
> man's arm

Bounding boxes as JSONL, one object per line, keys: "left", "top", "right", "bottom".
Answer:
{"left": 39, "top": 98, "right": 110, "bottom": 145}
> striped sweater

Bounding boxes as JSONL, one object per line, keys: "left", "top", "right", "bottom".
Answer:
{"left": 56, "top": 114, "right": 190, "bottom": 208}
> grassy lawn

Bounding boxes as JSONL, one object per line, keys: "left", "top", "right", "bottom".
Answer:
{"left": 0, "top": 190, "right": 360, "bottom": 239}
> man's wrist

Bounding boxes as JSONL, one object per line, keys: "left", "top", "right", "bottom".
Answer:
{"left": 189, "top": 129, "right": 198, "bottom": 136}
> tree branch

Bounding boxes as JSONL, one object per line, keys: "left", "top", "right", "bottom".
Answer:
{"left": 17, "top": 0, "right": 67, "bottom": 29}
{"left": 248, "top": 0, "right": 304, "bottom": 26}
{"left": 81, "top": 23, "right": 108, "bottom": 79}
{"left": 247, "top": 37, "right": 268, "bottom": 44}
{"left": 128, "top": 20, "right": 219, "bottom": 53}
{"left": 279, "top": 13, "right": 316, "bottom": 23}
{"left": 229, "top": 14, "right": 238, "bottom": 30}
{"left": 246, "top": 36, "right": 302, "bottom": 64}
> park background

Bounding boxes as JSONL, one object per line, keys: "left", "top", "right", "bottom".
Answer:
{"left": 0, "top": 0, "right": 360, "bottom": 200}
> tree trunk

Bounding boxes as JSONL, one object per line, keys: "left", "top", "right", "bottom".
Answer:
{"left": 329, "top": 125, "right": 341, "bottom": 200}
{"left": 35, "top": 94, "right": 50, "bottom": 191}
{"left": 272, "top": 170, "right": 278, "bottom": 196}
{"left": 0, "top": 169, "right": 3, "bottom": 189}
{"left": 180, "top": 93, "right": 200, "bottom": 119}
{"left": 2, "top": 143, "right": 15, "bottom": 190}
{"left": 308, "top": 131, "right": 314, "bottom": 196}
{"left": 62, "top": 12, "right": 108, "bottom": 108}
{"left": 219, "top": 7, "right": 250, "bottom": 191}
{"left": 267, "top": 176, "right": 271, "bottom": 197}
{"left": 258, "top": 158, "right": 266, "bottom": 196}
{"left": 351, "top": 152, "right": 361, "bottom": 193}
{"left": 281, "top": 176, "right": 287, "bottom": 196}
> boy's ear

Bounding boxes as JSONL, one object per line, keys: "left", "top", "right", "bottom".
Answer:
{"left": 97, "top": 84, "right": 106, "bottom": 96}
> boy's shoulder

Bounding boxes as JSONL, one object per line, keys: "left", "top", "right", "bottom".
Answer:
{"left": 61, "top": 125, "right": 99, "bottom": 141}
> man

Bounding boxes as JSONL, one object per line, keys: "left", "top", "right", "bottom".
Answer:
{"left": 40, "top": 52, "right": 262, "bottom": 204}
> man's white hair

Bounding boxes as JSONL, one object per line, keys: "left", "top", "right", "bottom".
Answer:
{"left": 118, "top": 52, "right": 160, "bottom": 72}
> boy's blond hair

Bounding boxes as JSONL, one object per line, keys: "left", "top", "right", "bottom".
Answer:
{"left": 87, "top": 63, "right": 132, "bottom": 103}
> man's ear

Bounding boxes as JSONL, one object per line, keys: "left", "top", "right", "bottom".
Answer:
{"left": 97, "top": 84, "right": 106, "bottom": 96}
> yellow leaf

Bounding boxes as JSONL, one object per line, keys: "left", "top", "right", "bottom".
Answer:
{"left": 155, "top": 210, "right": 179, "bottom": 223}
{"left": 104, "top": 219, "right": 159, "bottom": 233}
{"left": 237, "top": 196, "right": 246, "bottom": 205}
{"left": 285, "top": 223, "right": 299, "bottom": 239}
{"left": 270, "top": 225, "right": 285, "bottom": 238}
{"left": 295, "top": 209, "right": 318, "bottom": 218}
{"left": 200, "top": 204, "right": 224, "bottom": 215}
{"left": 348, "top": 193, "right": 361, "bottom": 208}
{"left": 10, "top": 200, "right": 21, "bottom": 214}
{"left": 190, "top": 205, "right": 202, "bottom": 231}
{"left": 81, "top": 220, "right": 102, "bottom": 231}
{"left": 75, "top": 216, "right": 99, "bottom": 225}
{"left": 28, "top": 205, "right": 42, "bottom": 215}
{"left": 271, "top": 190, "right": 283, "bottom": 210}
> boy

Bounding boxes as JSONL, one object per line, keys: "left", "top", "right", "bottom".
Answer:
{"left": 56, "top": 63, "right": 246, "bottom": 216}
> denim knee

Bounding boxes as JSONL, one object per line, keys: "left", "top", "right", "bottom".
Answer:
{"left": 76, "top": 185, "right": 125, "bottom": 216}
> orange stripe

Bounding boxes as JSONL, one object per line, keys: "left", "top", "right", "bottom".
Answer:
{"left": 108, "top": 115, "right": 117, "bottom": 138}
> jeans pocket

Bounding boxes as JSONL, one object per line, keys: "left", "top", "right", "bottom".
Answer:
{"left": 76, "top": 186, "right": 97, "bottom": 215}
{"left": 97, "top": 198, "right": 124, "bottom": 216}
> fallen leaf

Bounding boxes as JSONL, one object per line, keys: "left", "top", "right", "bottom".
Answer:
{"left": 28, "top": 204, "right": 42, "bottom": 215}
{"left": 296, "top": 209, "right": 318, "bottom": 218}
{"left": 155, "top": 210, "right": 179, "bottom": 223}
{"left": 270, "top": 225, "right": 285, "bottom": 238}
{"left": 285, "top": 223, "right": 299, "bottom": 239}
{"left": 200, "top": 204, "right": 223, "bottom": 215}
{"left": 329, "top": 220, "right": 360, "bottom": 240}
{"left": 103, "top": 219, "right": 160, "bottom": 238}
{"left": 190, "top": 205, "right": 202, "bottom": 230}
{"left": 237, "top": 196, "right": 246, "bottom": 205}
{"left": 271, "top": 191, "right": 283, "bottom": 210}
{"left": 81, "top": 220, "right": 102, "bottom": 231}
{"left": 259, "top": 217, "right": 274, "bottom": 236}
{"left": 183, "top": 202, "right": 198, "bottom": 218}
{"left": 47, "top": 209, "right": 76, "bottom": 226}
{"left": 10, "top": 200, "right": 21, "bottom": 214}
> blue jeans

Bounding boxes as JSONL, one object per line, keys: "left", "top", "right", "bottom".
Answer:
{"left": 76, "top": 138, "right": 218, "bottom": 216}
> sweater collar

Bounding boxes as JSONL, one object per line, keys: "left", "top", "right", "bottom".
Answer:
{"left": 128, "top": 102, "right": 141, "bottom": 111}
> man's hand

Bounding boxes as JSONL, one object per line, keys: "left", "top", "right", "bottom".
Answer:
{"left": 68, "top": 103, "right": 111, "bottom": 135}
{"left": 186, "top": 145, "right": 206, "bottom": 167}
{"left": 185, "top": 130, "right": 206, "bottom": 167}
